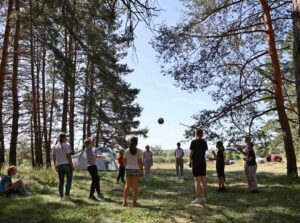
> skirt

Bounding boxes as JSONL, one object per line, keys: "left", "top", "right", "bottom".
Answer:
{"left": 126, "top": 169, "right": 140, "bottom": 177}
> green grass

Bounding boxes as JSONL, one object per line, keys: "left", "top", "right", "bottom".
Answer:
{"left": 1, "top": 162, "right": 300, "bottom": 223}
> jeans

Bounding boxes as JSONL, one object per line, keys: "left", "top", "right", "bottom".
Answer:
{"left": 57, "top": 164, "right": 73, "bottom": 197}
{"left": 117, "top": 166, "right": 125, "bottom": 183}
{"left": 87, "top": 165, "right": 101, "bottom": 196}
{"left": 176, "top": 158, "right": 184, "bottom": 177}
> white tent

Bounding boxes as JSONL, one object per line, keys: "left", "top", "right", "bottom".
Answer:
{"left": 72, "top": 150, "right": 107, "bottom": 171}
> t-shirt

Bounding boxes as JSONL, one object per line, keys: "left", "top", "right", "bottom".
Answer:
{"left": 190, "top": 138, "right": 208, "bottom": 162}
{"left": 247, "top": 149, "right": 257, "bottom": 166}
{"left": 124, "top": 148, "right": 143, "bottom": 169}
{"left": 52, "top": 143, "right": 71, "bottom": 166}
{"left": 243, "top": 145, "right": 249, "bottom": 166}
{"left": 0, "top": 175, "right": 12, "bottom": 192}
{"left": 85, "top": 146, "right": 96, "bottom": 166}
{"left": 175, "top": 148, "right": 184, "bottom": 159}
{"left": 118, "top": 156, "right": 125, "bottom": 167}
{"left": 216, "top": 149, "right": 225, "bottom": 166}
{"left": 143, "top": 151, "right": 153, "bottom": 163}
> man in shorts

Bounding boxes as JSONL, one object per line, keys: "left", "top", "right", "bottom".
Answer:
{"left": 189, "top": 129, "right": 208, "bottom": 204}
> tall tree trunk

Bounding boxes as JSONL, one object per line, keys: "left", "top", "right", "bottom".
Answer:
{"left": 30, "top": 116, "right": 35, "bottom": 167}
{"left": 41, "top": 45, "right": 50, "bottom": 167}
{"left": 0, "top": 0, "right": 13, "bottom": 167}
{"left": 9, "top": 0, "right": 21, "bottom": 166}
{"left": 48, "top": 66, "right": 56, "bottom": 160}
{"left": 260, "top": 0, "right": 298, "bottom": 177}
{"left": 95, "top": 89, "right": 103, "bottom": 147}
{"left": 61, "top": 28, "right": 69, "bottom": 133}
{"left": 68, "top": 36, "right": 75, "bottom": 154}
{"left": 292, "top": 0, "right": 300, "bottom": 136}
{"left": 36, "top": 43, "right": 43, "bottom": 166}
{"left": 82, "top": 62, "right": 90, "bottom": 142}
{"left": 86, "top": 63, "right": 94, "bottom": 137}
{"left": 30, "top": 0, "right": 41, "bottom": 167}
{"left": 95, "top": 120, "right": 101, "bottom": 147}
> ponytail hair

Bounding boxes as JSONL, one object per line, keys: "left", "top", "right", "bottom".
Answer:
{"left": 129, "top": 137, "right": 138, "bottom": 155}
{"left": 58, "top": 132, "right": 67, "bottom": 144}
{"left": 55, "top": 132, "right": 67, "bottom": 149}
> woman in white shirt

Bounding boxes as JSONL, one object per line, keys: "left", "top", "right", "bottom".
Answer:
{"left": 53, "top": 132, "right": 74, "bottom": 200}
{"left": 123, "top": 137, "right": 143, "bottom": 207}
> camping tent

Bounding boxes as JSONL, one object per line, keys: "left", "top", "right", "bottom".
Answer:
{"left": 72, "top": 150, "right": 108, "bottom": 171}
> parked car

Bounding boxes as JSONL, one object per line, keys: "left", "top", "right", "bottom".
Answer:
{"left": 256, "top": 155, "right": 266, "bottom": 164}
{"left": 224, "top": 158, "right": 235, "bottom": 165}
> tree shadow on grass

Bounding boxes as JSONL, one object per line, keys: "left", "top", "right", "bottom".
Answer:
{"left": 137, "top": 168, "right": 300, "bottom": 223}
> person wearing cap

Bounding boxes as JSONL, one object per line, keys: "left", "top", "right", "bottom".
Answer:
{"left": 0, "top": 166, "right": 31, "bottom": 196}
{"left": 53, "top": 132, "right": 74, "bottom": 200}
{"left": 84, "top": 137, "right": 103, "bottom": 200}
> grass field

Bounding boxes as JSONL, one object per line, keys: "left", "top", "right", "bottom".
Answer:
{"left": 1, "top": 161, "right": 300, "bottom": 223}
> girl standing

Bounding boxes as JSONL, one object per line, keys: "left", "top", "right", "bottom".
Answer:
{"left": 123, "top": 137, "right": 143, "bottom": 207}
{"left": 143, "top": 145, "right": 153, "bottom": 179}
{"left": 212, "top": 141, "right": 226, "bottom": 192}
{"left": 84, "top": 137, "right": 103, "bottom": 200}
{"left": 53, "top": 132, "right": 74, "bottom": 200}
{"left": 116, "top": 150, "right": 125, "bottom": 184}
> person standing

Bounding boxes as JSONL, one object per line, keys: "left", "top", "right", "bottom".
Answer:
{"left": 53, "top": 132, "right": 74, "bottom": 201}
{"left": 123, "top": 137, "right": 143, "bottom": 207}
{"left": 246, "top": 142, "right": 258, "bottom": 193}
{"left": 236, "top": 136, "right": 252, "bottom": 189}
{"left": 143, "top": 145, "right": 153, "bottom": 179}
{"left": 189, "top": 129, "right": 208, "bottom": 204}
{"left": 116, "top": 150, "right": 126, "bottom": 184}
{"left": 212, "top": 141, "right": 226, "bottom": 192}
{"left": 84, "top": 137, "right": 103, "bottom": 200}
{"left": 174, "top": 142, "right": 184, "bottom": 180}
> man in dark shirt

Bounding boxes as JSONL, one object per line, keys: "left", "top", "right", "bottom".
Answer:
{"left": 189, "top": 129, "right": 208, "bottom": 204}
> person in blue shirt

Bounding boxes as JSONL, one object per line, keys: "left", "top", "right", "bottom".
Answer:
{"left": 0, "top": 166, "right": 31, "bottom": 196}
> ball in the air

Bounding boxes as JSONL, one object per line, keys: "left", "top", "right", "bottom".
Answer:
{"left": 158, "top": 118, "right": 164, "bottom": 124}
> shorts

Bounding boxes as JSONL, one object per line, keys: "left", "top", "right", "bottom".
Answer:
{"left": 192, "top": 161, "right": 206, "bottom": 177}
{"left": 125, "top": 169, "right": 140, "bottom": 177}
{"left": 216, "top": 164, "right": 225, "bottom": 178}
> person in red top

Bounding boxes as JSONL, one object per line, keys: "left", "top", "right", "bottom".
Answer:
{"left": 116, "top": 150, "right": 126, "bottom": 184}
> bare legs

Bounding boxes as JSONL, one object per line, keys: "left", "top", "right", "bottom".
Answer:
{"left": 123, "top": 176, "right": 139, "bottom": 207}
{"left": 12, "top": 179, "right": 30, "bottom": 194}
{"left": 218, "top": 176, "right": 225, "bottom": 188}
{"left": 194, "top": 176, "right": 207, "bottom": 199}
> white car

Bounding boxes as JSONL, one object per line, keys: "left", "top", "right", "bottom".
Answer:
{"left": 256, "top": 155, "right": 266, "bottom": 164}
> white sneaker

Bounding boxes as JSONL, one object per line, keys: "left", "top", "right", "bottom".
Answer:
{"left": 25, "top": 191, "right": 32, "bottom": 196}
{"left": 191, "top": 198, "right": 202, "bottom": 204}
{"left": 201, "top": 197, "right": 208, "bottom": 204}
{"left": 64, "top": 195, "right": 71, "bottom": 201}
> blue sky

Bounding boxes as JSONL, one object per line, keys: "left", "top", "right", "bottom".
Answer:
{"left": 124, "top": 0, "right": 215, "bottom": 151}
